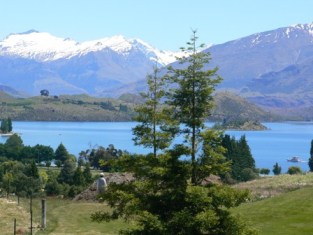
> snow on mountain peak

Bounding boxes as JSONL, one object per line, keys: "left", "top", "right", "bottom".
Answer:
{"left": 0, "top": 31, "right": 179, "bottom": 65}
{"left": 1, "top": 30, "right": 78, "bottom": 61}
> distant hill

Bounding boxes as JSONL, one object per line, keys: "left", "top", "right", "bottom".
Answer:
{"left": 211, "top": 92, "right": 279, "bottom": 121}
{"left": 0, "top": 91, "right": 278, "bottom": 122}
{"left": 0, "top": 94, "right": 136, "bottom": 121}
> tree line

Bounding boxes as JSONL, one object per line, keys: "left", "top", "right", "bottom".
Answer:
{"left": 0, "top": 134, "right": 125, "bottom": 198}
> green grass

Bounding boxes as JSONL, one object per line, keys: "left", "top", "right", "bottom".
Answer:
{"left": 1, "top": 196, "right": 129, "bottom": 235}
{"left": 4, "top": 173, "right": 313, "bottom": 234}
{"left": 27, "top": 197, "right": 129, "bottom": 235}
{"left": 232, "top": 186, "right": 313, "bottom": 235}
{"left": 0, "top": 196, "right": 30, "bottom": 235}
{"left": 233, "top": 173, "right": 313, "bottom": 200}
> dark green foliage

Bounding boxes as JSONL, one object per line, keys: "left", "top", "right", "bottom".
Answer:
{"left": 33, "top": 144, "right": 55, "bottom": 163}
{"left": 55, "top": 143, "right": 69, "bottom": 165}
{"left": 40, "top": 89, "right": 49, "bottom": 96}
{"left": 58, "top": 159, "right": 76, "bottom": 185}
{"left": 273, "top": 162, "right": 282, "bottom": 175}
{"left": 68, "top": 185, "right": 85, "bottom": 198}
{"left": 90, "top": 32, "right": 255, "bottom": 234}
{"left": 5, "top": 134, "right": 23, "bottom": 148}
{"left": 86, "top": 144, "right": 124, "bottom": 171}
{"left": 259, "top": 168, "right": 270, "bottom": 175}
{"left": 83, "top": 163, "right": 93, "bottom": 184}
{"left": 0, "top": 160, "right": 42, "bottom": 197}
{"left": 0, "top": 118, "right": 12, "bottom": 133}
{"left": 45, "top": 169, "right": 63, "bottom": 196}
{"left": 26, "top": 160, "right": 39, "bottom": 178}
{"left": 91, "top": 151, "right": 255, "bottom": 235}
{"left": 221, "top": 134, "right": 257, "bottom": 182}
{"left": 4, "top": 134, "right": 24, "bottom": 160}
{"left": 213, "top": 119, "right": 267, "bottom": 131}
{"left": 0, "top": 135, "right": 56, "bottom": 163}
{"left": 196, "top": 129, "right": 230, "bottom": 184}
{"left": 241, "top": 168, "right": 259, "bottom": 182}
{"left": 133, "top": 66, "right": 178, "bottom": 157}
{"left": 166, "top": 31, "right": 222, "bottom": 184}
{"left": 100, "top": 101, "right": 115, "bottom": 111}
{"left": 287, "top": 166, "right": 302, "bottom": 175}
{"left": 7, "top": 118, "right": 12, "bottom": 132}
{"left": 308, "top": 140, "right": 313, "bottom": 171}
{"left": 73, "top": 166, "right": 85, "bottom": 186}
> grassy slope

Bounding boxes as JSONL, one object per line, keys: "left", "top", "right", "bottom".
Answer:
{"left": 0, "top": 94, "right": 135, "bottom": 121}
{"left": 3, "top": 174, "right": 313, "bottom": 234}
{"left": 0, "top": 197, "right": 30, "bottom": 235}
{"left": 231, "top": 173, "right": 313, "bottom": 234}
{"left": 232, "top": 187, "right": 313, "bottom": 235}
{"left": 34, "top": 199, "right": 127, "bottom": 235}
{"left": 212, "top": 91, "right": 280, "bottom": 121}
{"left": 1, "top": 197, "right": 127, "bottom": 235}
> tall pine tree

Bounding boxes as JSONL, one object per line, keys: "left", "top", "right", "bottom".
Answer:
{"left": 166, "top": 30, "right": 222, "bottom": 184}
{"left": 91, "top": 32, "right": 256, "bottom": 235}
{"left": 133, "top": 66, "right": 178, "bottom": 157}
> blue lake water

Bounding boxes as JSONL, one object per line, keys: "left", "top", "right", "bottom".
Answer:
{"left": 1, "top": 121, "right": 312, "bottom": 173}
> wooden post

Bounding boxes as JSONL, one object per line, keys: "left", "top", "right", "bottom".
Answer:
{"left": 30, "top": 194, "right": 33, "bottom": 235}
{"left": 13, "top": 218, "right": 16, "bottom": 235}
{"left": 41, "top": 199, "right": 46, "bottom": 229}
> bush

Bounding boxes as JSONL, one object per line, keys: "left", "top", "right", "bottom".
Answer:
{"left": 241, "top": 168, "right": 259, "bottom": 181}
{"left": 45, "top": 180, "right": 63, "bottom": 196}
{"left": 273, "top": 162, "right": 282, "bottom": 175}
{"left": 260, "top": 168, "right": 270, "bottom": 175}
{"left": 68, "top": 185, "right": 84, "bottom": 198}
{"left": 287, "top": 166, "right": 302, "bottom": 175}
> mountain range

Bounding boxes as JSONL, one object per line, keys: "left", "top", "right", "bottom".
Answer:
{"left": 1, "top": 24, "right": 313, "bottom": 111}
{"left": 0, "top": 30, "right": 181, "bottom": 97}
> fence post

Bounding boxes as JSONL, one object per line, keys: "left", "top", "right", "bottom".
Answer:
{"left": 30, "top": 194, "right": 33, "bottom": 235}
{"left": 13, "top": 218, "right": 16, "bottom": 235}
{"left": 41, "top": 199, "right": 46, "bottom": 229}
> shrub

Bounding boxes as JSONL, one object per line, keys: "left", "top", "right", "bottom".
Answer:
{"left": 260, "top": 168, "right": 270, "bottom": 175}
{"left": 241, "top": 168, "right": 259, "bottom": 181}
{"left": 287, "top": 166, "right": 302, "bottom": 175}
{"left": 273, "top": 162, "right": 282, "bottom": 175}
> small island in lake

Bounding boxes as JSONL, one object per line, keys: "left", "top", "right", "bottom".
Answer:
{"left": 213, "top": 119, "right": 268, "bottom": 131}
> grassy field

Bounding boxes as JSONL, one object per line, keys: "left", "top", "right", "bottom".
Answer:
{"left": 0, "top": 197, "right": 30, "bottom": 235}
{"left": 3, "top": 173, "right": 313, "bottom": 234}
{"left": 34, "top": 198, "right": 128, "bottom": 235}
{"left": 1, "top": 196, "right": 128, "bottom": 235}
{"left": 233, "top": 173, "right": 313, "bottom": 200}
{"left": 232, "top": 186, "right": 313, "bottom": 235}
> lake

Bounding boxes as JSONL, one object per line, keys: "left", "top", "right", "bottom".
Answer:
{"left": 1, "top": 121, "right": 312, "bottom": 173}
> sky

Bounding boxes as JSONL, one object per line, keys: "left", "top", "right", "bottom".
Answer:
{"left": 1, "top": 0, "right": 313, "bottom": 51}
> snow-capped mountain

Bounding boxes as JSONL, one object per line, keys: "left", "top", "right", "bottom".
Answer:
{"left": 2, "top": 24, "right": 313, "bottom": 109}
{"left": 0, "top": 30, "right": 184, "bottom": 96}
{"left": 199, "top": 23, "right": 313, "bottom": 108}
{"left": 0, "top": 30, "right": 180, "bottom": 65}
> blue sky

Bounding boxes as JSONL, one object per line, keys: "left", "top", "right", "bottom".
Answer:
{"left": 1, "top": 0, "right": 313, "bottom": 51}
